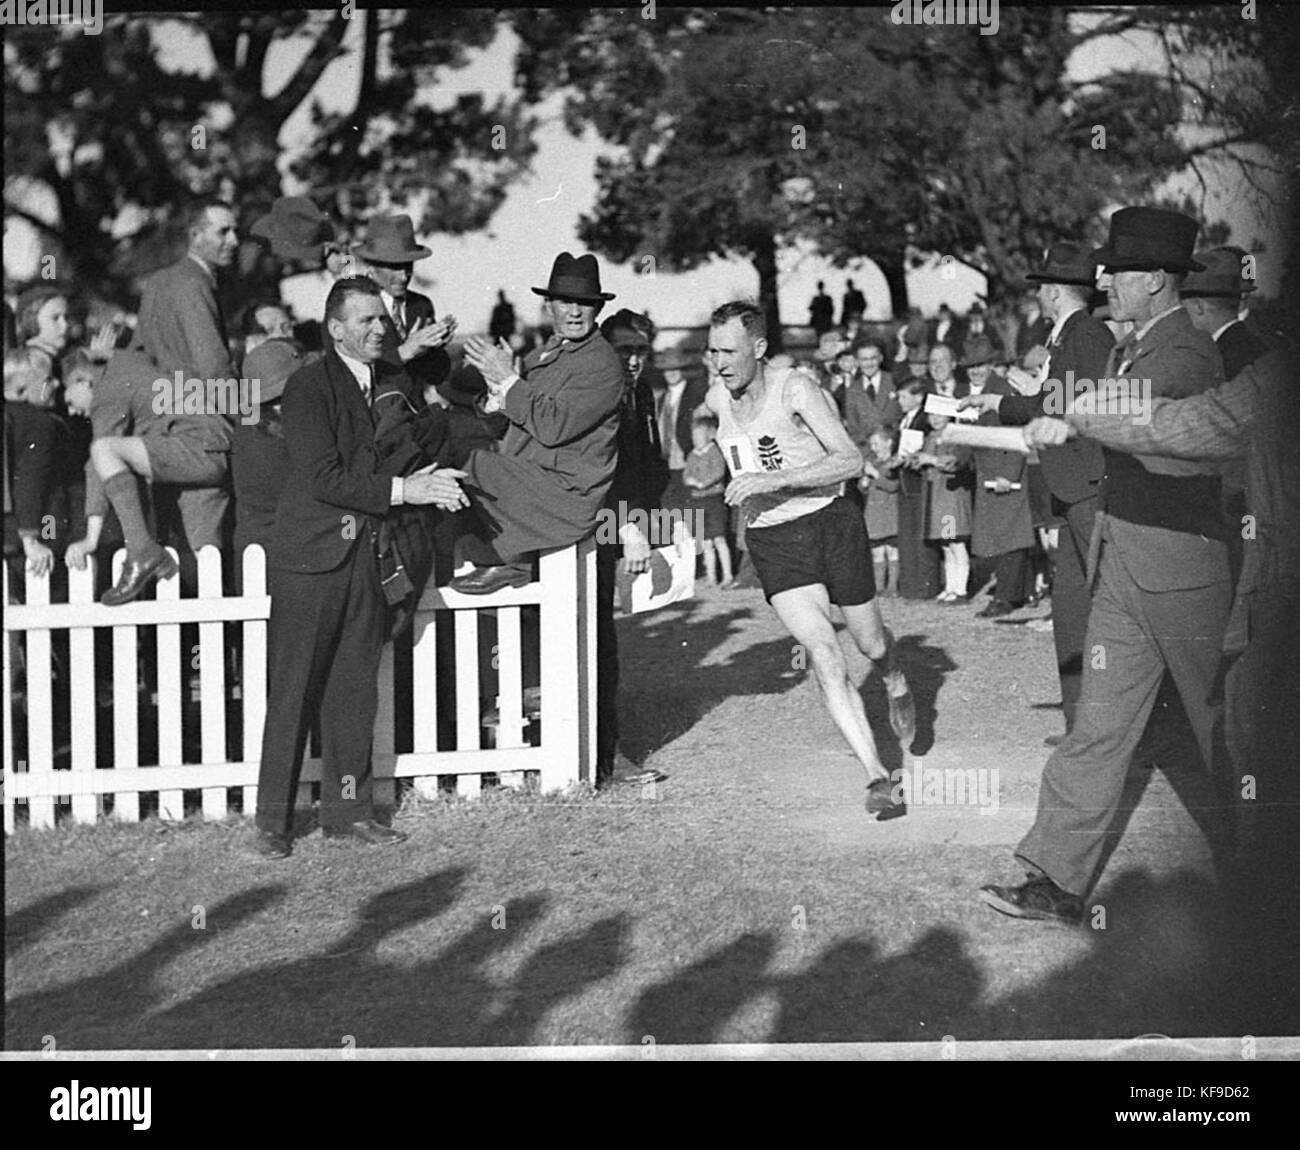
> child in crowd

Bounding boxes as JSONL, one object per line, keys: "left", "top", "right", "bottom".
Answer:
{"left": 4, "top": 348, "right": 75, "bottom": 578}
{"left": 682, "top": 413, "right": 734, "bottom": 587}
{"left": 917, "top": 411, "right": 973, "bottom": 603}
{"left": 859, "top": 427, "right": 900, "bottom": 597}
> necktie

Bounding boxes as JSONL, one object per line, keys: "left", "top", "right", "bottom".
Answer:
{"left": 660, "top": 390, "right": 677, "bottom": 461}
{"left": 867, "top": 376, "right": 877, "bottom": 402}
{"left": 392, "top": 302, "right": 406, "bottom": 340}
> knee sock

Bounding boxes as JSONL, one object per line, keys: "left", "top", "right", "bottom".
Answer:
{"left": 103, "top": 472, "right": 156, "bottom": 556}
{"left": 873, "top": 558, "right": 887, "bottom": 593}
{"left": 886, "top": 555, "right": 900, "bottom": 594}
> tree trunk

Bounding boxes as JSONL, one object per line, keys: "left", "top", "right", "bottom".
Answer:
{"left": 751, "top": 232, "right": 783, "bottom": 354}
{"left": 878, "top": 252, "right": 910, "bottom": 319}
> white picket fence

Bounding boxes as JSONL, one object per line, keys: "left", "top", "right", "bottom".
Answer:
{"left": 3, "top": 539, "right": 597, "bottom": 832}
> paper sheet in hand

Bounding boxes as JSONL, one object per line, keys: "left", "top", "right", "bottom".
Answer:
{"left": 937, "top": 424, "right": 1032, "bottom": 453}
{"left": 924, "top": 393, "right": 980, "bottom": 422}
{"left": 898, "top": 428, "right": 926, "bottom": 456}
{"left": 616, "top": 540, "right": 696, "bottom": 614}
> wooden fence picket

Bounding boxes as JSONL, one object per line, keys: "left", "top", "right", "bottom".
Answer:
{"left": 155, "top": 549, "right": 184, "bottom": 820}
{"left": 67, "top": 561, "right": 100, "bottom": 824}
{"left": 109, "top": 550, "right": 140, "bottom": 823}
{"left": 3, "top": 539, "right": 594, "bottom": 831}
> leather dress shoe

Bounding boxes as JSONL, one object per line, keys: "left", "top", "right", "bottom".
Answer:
{"left": 322, "top": 818, "right": 408, "bottom": 846}
{"left": 102, "top": 547, "right": 179, "bottom": 606}
{"left": 976, "top": 600, "right": 1016, "bottom": 619}
{"left": 979, "top": 874, "right": 1083, "bottom": 925}
{"left": 865, "top": 777, "right": 907, "bottom": 821}
{"left": 448, "top": 564, "right": 532, "bottom": 595}
{"left": 249, "top": 828, "right": 292, "bottom": 860}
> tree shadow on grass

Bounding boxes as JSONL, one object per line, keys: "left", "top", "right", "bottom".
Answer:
{"left": 625, "top": 870, "right": 1296, "bottom": 1045}
{"left": 143, "top": 871, "right": 632, "bottom": 1049}
{"left": 5, "top": 885, "right": 104, "bottom": 961}
{"left": 5, "top": 885, "right": 287, "bottom": 1050}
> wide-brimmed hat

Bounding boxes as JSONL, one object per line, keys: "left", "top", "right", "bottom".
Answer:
{"left": 959, "top": 335, "right": 1005, "bottom": 368}
{"left": 437, "top": 364, "right": 488, "bottom": 408}
{"left": 1025, "top": 241, "right": 1098, "bottom": 287}
{"left": 249, "top": 197, "right": 336, "bottom": 263}
{"left": 353, "top": 215, "right": 431, "bottom": 264}
{"left": 813, "top": 330, "right": 849, "bottom": 362}
{"left": 1091, "top": 207, "right": 1205, "bottom": 274}
{"left": 1181, "top": 246, "right": 1257, "bottom": 298}
{"left": 531, "top": 252, "right": 615, "bottom": 303}
{"left": 657, "top": 346, "right": 695, "bottom": 370}
{"left": 243, "top": 337, "right": 309, "bottom": 404}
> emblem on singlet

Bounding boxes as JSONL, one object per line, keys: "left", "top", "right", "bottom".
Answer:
{"left": 756, "top": 434, "right": 784, "bottom": 471}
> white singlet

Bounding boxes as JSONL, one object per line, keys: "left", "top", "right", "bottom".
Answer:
{"left": 714, "top": 364, "right": 843, "bottom": 529}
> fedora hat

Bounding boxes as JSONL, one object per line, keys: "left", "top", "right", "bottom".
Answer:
{"left": 1025, "top": 241, "right": 1098, "bottom": 287}
{"left": 1091, "top": 207, "right": 1205, "bottom": 274}
{"left": 353, "top": 215, "right": 431, "bottom": 264}
{"left": 1182, "top": 246, "right": 1257, "bottom": 298}
{"left": 657, "top": 345, "right": 695, "bottom": 370}
{"left": 959, "top": 334, "right": 1004, "bottom": 368}
{"left": 437, "top": 363, "right": 489, "bottom": 409}
{"left": 249, "top": 197, "right": 336, "bottom": 262}
{"left": 531, "top": 252, "right": 615, "bottom": 303}
{"left": 243, "top": 337, "right": 309, "bottom": 404}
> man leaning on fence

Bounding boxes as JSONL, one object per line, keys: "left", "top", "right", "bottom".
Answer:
{"left": 249, "top": 277, "right": 467, "bottom": 861}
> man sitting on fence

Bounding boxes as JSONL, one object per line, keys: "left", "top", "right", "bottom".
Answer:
{"left": 452, "top": 252, "right": 625, "bottom": 594}
{"left": 93, "top": 198, "right": 242, "bottom": 605}
{"left": 250, "top": 277, "right": 468, "bottom": 860}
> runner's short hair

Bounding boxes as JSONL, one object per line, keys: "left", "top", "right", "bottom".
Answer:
{"left": 710, "top": 300, "right": 766, "bottom": 341}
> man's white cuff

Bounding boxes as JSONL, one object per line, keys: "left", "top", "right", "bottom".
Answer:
{"left": 391, "top": 476, "right": 404, "bottom": 505}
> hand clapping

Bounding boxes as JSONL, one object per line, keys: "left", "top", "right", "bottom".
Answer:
{"left": 462, "top": 336, "right": 516, "bottom": 387}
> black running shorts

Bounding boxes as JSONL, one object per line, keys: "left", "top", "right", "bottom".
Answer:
{"left": 744, "top": 496, "right": 876, "bottom": 606}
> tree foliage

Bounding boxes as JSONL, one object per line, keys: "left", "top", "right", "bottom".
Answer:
{"left": 4, "top": 11, "right": 535, "bottom": 314}
{"left": 513, "top": 5, "right": 1287, "bottom": 336}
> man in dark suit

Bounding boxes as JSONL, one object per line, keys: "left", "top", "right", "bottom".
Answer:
{"left": 94, "top": 198, "right": 240, "bottom": 604}
{"left": 352, "top": 215, "right": 456, "bottom": 403}
{"left": 594, "top": 310, "right": 670, "bottom": 787}
{"left": 1181, "top": 245, "right": 1270, "bottom": 584}
{"left": 809, "top": 281, "right": 835, "bottom": 336}
{"left": 962, "top": 243, "right": 1114, "bottom": 731}
{"left": 929, "top": 303, "right": 963, "bottom": 354}
{"left": 981, "top": 207, "right": 1231, "bottom": 924}
{"left": 925, "top": 343, "right": 968, "bottom": 399}
{"left": 251, "top": 277, "right": 468, "bottom": 860}
{"left": 840, "top": 279, "right": 867, "bottom": 328}
{"left": 656, "top": 346, "right": 709, "bottom": 526}
{"left": 840, "top": 340, "right": 898, "bottom": 453}
{"left": 455, "top": 253, "right": 625, "bottom": 593}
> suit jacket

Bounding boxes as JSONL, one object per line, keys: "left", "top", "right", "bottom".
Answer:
{"left": 661, "top": 376, "right": 710, "bottom": 462}
{"left": 969, "top": 374, "right": 1034, "bottom": 557}
{"left": 607, "top": 374, "right": 668, "bottom": 516}
{"left": 1215, "top": 318, "right": 1269, "bottom": 380}
{"left": 130, "top": 255, "right": 235, "bottom": 452}
{"left": 893, "top": 407, "right": 931, "bottom": 498}
{"left": 500, "top": 329, "right": 624, "bottom": 499}
{"left": 841, "top": 370, "right": 899, "bottom": 453}
{"left": 269, "top": 349, "right": 405, "bottom": 574}
{"left": 929, "top": 317, "right": 963, "bottom": 351}
{"left": 376, "top": 288, "right": 452, "bottom": 400}
{"left": 999, "top": 308, "right": 1112, "bottom": 505}
{"left": 1091, "top": 306, "right": 1227, "bottom": 592}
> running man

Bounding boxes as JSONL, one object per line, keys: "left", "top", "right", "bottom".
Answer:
{"left": 703, "top": 301, "right": 915, "bottom": 819}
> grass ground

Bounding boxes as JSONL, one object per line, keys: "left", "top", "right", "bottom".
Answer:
{"left": 6, "top": 581, "right": 1296, "bottom": 1051}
